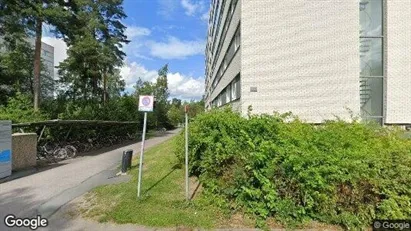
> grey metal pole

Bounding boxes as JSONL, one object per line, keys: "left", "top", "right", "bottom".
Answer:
{"left": 185, "top": 112, "right": 189, "bottom": 200}
{"left": 137, "top": 112, "right": 147, "bottom": 198}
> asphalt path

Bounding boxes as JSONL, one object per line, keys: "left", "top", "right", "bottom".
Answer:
{"left": 0, "top": 129, "right": 180, "bottom": 231}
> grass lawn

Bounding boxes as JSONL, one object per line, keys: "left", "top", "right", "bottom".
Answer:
{"left": 79, "top": 137, "right": 232, "bottom": 228}
{"left": 77, "top": 137, "right": 345, "bottom": 230}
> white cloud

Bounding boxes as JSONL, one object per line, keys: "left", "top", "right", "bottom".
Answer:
{"left": 123, "top": 40, "right": 153, "bottom": 61}
{"left": 148, "top": 37, "right": 205, "bottom": 59}
{"left": 181, "top": 0, "right": 198, "bottom": 16}
{"left": 120, "top": 61, "right": 158, "bottom": 89}
{"left": 120, "top": 61, "right": 204, "bottom": 100}
{"left": 200, "top": 11, "right": 209, "bottom": 22}
{"left": 122, "top": 25, "right": 153, "bottom": 60}
{"left": 152, "top": 25, "right": 184, "bottom": 33}
{"left": 42, "top": 23, "right": 56, "bottom": 37}
{"left": 181, "top": 0, "right": 206, "bottom": 16}
{"left": 125, "top": 26, "right": 151, "bottom": 39}
{"left": 41, "top": 37, "right": 68, "bottom": 78}
{"left": 168, "top": 72, "right": 204, "bottom": 99}
{"left": 158, "top": 0, "right": 178, "bottom": 19}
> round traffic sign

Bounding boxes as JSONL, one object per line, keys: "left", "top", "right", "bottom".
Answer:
{"left": 142, "top": 96, "right": 151, "bottom": 106}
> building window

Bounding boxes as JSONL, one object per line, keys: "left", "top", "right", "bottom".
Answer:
{"left": 226, "top": 42, "right": 235, "bottom": 64}
{"left": 360, "top": 77, "right": 383, "bottom": 117}
{"left": 210, "top": 25, "right": 241, "bottom": 95}
{"left": 226, "top": 84, "right": 231, "bottom": 103}
{"left": 235, "top": 30, "right": 241, "bottom": 50}
{"left": 360, "top": 38, "right": 382, "bottom": 76}
{"left": 235, "top": 77, "right": 241, "bottom": 99}
{"left": 219, "top": 67, "right": 223, "bottom": 79}
{"left": 360, "top": 0, "right": 382, "bottom": 37}
{"left": 209, "top": 0, "right": 240, "bottom": 86}
{"left": 359, "top": 0, "right": 384, "bottom": 124}
{"left": 231, "top": 74, "right": 240, "bottom": 100}
{"left": 221, "top": 89, "right": 226, "bottom": 105}
{"left": 231, "top": 80, "right": 237, "bottom": 100}
{"left": 223, "top": 57, "right": 228, "bottom": 70}
{"left": 211, "top": 0, "right": 225, "bottom": 55}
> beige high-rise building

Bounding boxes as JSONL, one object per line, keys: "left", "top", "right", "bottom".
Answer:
{"left": 27, "top": 38, "right": 55, "bottom": 98}
{"left": 204, "top": 0, "right": 411, "bottom": 125}
{"left": 1, "top": 37, "right": 55, "bottom": 98}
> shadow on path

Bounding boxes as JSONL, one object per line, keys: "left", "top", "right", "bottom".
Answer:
{"left": 0, "top": 163, "right": 68, "bottom": 184}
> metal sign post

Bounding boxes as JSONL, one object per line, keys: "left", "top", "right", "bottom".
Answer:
{"left": 137, "top": 112, "right": 147, "bottom": 198}
{"left": 185, "top": 105, "right": 189, "bottom": 200}
{"left": 137, "top": 95, "right": 154, "bottom": 199}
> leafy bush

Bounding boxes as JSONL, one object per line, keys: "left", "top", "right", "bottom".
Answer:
{"left": 0, "top": 92, "right": 47, "bottom": 123}
{"left": 175, "top": 108, "right": 411, "bottom": 229}
{"left": 57, "top": 96, "right": 141, "bottom": 122}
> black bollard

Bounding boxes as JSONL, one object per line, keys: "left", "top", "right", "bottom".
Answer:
{"left": 121, "top": 151, "right": 128, "bottom": 173}
{"left": 121, "top": 149, "right": 133, "bottom": 173}
{"left": 125, "top": 149, "right": 133, "bottom": 169}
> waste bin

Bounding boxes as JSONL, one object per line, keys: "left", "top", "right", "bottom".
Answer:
{"left": 121, "top": 149, "right": 133, "bottom": 173}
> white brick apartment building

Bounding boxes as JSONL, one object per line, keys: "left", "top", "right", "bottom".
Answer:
{"left": 1, "top": 37, "right": 55, "bottom": 98}
{"left": 204, "top": 0, "right": 411, "bottom": 125}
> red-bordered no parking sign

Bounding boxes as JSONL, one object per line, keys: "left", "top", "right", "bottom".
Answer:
{"left": 138, "top": 95, "right": 154, "bottom": 112}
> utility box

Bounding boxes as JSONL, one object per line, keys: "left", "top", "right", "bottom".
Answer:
{"left": 0, "top": 121, "right": 12, "bottom": 178}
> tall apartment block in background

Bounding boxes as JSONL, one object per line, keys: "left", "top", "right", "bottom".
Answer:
{"left": 204, "top": 0, "right": 411, "bottom": 125}
{"left": 28, "top": 38, "right": 55, "bottom": 99}
{"left": 0, "top": 36, "right": 55, "bottom": 98}
{"left": 0, "top": 37, "right": 54, "bottom": 81}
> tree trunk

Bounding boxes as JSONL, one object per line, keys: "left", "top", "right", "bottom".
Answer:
{"left": 33, "top": 18, "right": 43, "bottom": 111}
{"left": 103, "top": 70, "right": 107, "bottom": 104}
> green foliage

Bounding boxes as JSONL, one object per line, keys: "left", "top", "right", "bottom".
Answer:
{"left": 0, "top": 92, "right": 46, "bottom": 123}
{"left": 175, "top": 109, "right": 411, "bottom": 229}
{"left": 167, "top": 104, "right": 183, "bottom": 127}
{"left": 167, "top": 98, "right": 205, "bottom": 127}
{"left": 1, "top": 0, "right": 127, "bottom": 109}
{"left": 0, "top": 24, "right": 54, "bottom": 105}
{"left": 185, "top": 99, "right": 205, "bottom": 119}
{"left": 83, "top": 138, "right": 222, "bottom": 228}
{"left": 55, "top": 95, "right": 138, "bottom": 122}
{"left": 56, "top": 0, "right": 128, "bottom": 103}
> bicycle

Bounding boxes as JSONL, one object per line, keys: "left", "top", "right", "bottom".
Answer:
{"left": 56, "top": 141, "right": 78, "bottom": 159}
{"left": 64, "top": 144, "right": 77, "bottom": 159}
{"left": 157, "top": 127, "right": 167, "bottom": 134}
{"left": 69, "top": 140, "right": 86, "bottom": 154}
{"left": 37, "top": 143, "right": 67, "bottom": 163}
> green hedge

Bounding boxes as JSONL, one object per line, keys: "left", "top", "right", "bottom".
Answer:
{"left": 175, "top": 108, "right": 411, "bottom": 229}
{"left": 0, "top": 92, "right": 47, "bottom": 123}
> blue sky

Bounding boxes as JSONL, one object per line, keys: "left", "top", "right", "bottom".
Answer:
{"left": 43, "top": 0, "right": 210, "bottom": 100}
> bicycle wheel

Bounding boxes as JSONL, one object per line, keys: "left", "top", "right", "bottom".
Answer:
{"left": 53, "top": 148, "right": 68, "bottom": 160}
{"left": 65, "top": 145, "right": 77, "bottom": 159}
{"left": 75, "top": 142, "right": 86, "bottom": 153}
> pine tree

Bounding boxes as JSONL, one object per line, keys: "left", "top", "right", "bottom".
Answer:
{"left": 0, "top": 0, "right": 71, "bottom": 110}
{"left": 57, "top": 0, "right": 128, "bottom": 104}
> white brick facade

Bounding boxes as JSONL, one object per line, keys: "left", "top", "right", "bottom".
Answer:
{"left": 241, "top": 0, "right": 360, "bottom": 123}
{"left": 205, "top": 0, "right": 411, "bottom": 124}
{"left": 385, "top": 0, "right": 411, "bottom": 124}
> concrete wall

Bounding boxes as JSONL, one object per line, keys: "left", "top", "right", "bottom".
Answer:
{"left": 241, "top": 0, "right": 360, "bottom": 122}
{"left": 385, "top": 0, "right": 411, "bottom": 124}
{"left": 12, "top": 133, "right": 37, "bottom": 171}
{"left": 231, "top": 99, "right": 242, "bottom": 112}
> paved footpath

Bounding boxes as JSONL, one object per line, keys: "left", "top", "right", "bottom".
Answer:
{"left": 0, "top": 129, "right": 180, "bottom": 231}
